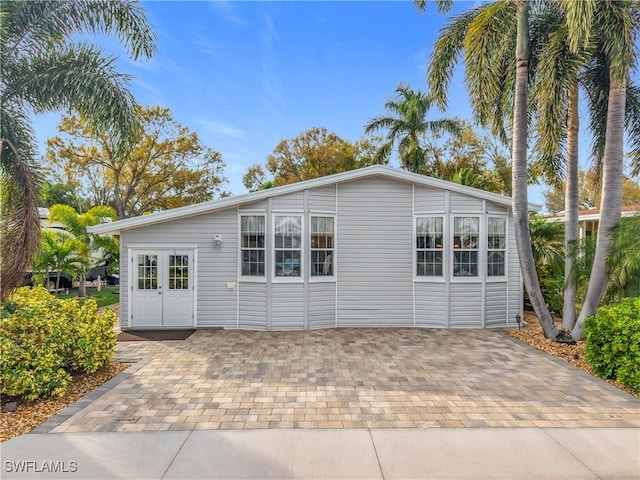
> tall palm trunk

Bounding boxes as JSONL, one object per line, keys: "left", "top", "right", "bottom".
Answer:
{"left": 512, "top": 1, "right": 559, "bottom": 340}
{"left": 562, "top": 82, "right": 579, "bottom": 329}
{"left": 573, "top": 79, "right": 626, "bottom": 339}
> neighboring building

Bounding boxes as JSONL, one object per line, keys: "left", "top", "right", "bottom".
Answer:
{"left": 545, "top": 204, "right": 640, "bottom": 238}
{"left": 88, "top": 166, "right": 530, "bottom": 331}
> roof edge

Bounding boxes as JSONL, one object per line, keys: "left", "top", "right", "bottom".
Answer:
{"left": 89, "top": 166, "right": 535, "bottom": 234}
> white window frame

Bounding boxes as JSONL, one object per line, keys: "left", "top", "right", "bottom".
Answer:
{"left": 239, "top": 212, "right": 266, "bottom": 281}
{"left": 414, "top": 215, "right": 445, "bottom": 282}
{"left": 273, "top": 214, "right": 303, "bottom": 282}
{"left": 451, "top": 215, "right": 482, "bottom": 282}
{"left": 487, "top": 215, "right": 508, "bottom": 281}
{"left": 310, "top": 214, "right": 336, "bottom": 282}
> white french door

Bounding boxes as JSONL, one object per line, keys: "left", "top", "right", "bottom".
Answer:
{"left": 131, "top": 249, "right": 195, "bottom": 328}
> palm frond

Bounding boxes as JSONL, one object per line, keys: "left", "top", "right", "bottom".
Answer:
{"left": 0, "top": 138, "right": 40, "bottom": 299}
{"left": 414, "top": 0, "right": 453, "bottom": 14}
{"left": 580, "top": 51, "right": 609, "bottom": 177}
{"left": 3, "top": 0, "right": 156, "bottom": 60}
{"left": 7, "top": 44, "right": 142, "bottom": 154}
{"left": 427, "top": 6, "right": 483, "bottom": 110}
{"left": 463, "top": 1, "right": 516, "bottom": 134}
{"left": 565, "top": 0, "right": 596, "bottom": 53}
{"left": 625, "top": 82, "right": 640, "bottom": 175}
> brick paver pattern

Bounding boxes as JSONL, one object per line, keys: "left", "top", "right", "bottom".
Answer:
{"left": 50, "top": 329, "right": 639, "bottom": 433}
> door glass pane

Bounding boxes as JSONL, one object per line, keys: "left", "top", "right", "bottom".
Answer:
{"left": 137, "top": 255, "right": 158, "bottom": 290}
{"left": 169, "top": 255, "right": 189, "bottom": 290}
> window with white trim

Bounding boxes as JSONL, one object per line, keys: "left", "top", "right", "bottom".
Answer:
{"left": 241, "top": 215, "right": 265, "bottom": 276}
{"left": 274, "top": 215, "right": 302, "bottom": 277}
{"left": 311, "top": 216, "right": 334, "bottom": 277}
{"left": 453, "top": 216, "right": 479, "bottom": 277}
{"left": 416, "top": 217, "right": 443, "bottom": 276}
{"left": 487, "top": 217, "right": 506, "bottom": 276}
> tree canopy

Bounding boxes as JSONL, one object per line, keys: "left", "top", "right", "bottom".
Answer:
{"left": 243, "top": 127, "right": 385, "bottom": 191}
{"left": 0, "top": 0, "right": 155, "bottom": 299}
{"left": 421, "top": 122, "right": 512, "bottom": 195}
{"left": 365, "top": 83, "right": 462, "bottom": 173}
{"left": 544, "top": 169, "right": 640, "bottom": 213}
{"left": 45, "top": 106, "right": 227, "bottom": 219}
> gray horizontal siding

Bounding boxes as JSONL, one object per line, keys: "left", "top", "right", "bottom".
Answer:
{"left": 449, "top": 283, "right": 482, "bottom": 328}
{"left": 121, "top": 207, "right": 239, "bottom": 328}
{"left": 450, "top": 192, "right": 483, "bottom": 212}
{"left": 485, "top": 282, "right": 508, "bottom": 327}
{"left": 240, "top": 199, "right": 267, "bottom": 210}
{"left": 309, "top": 185, "right": 336, "bottom": 212}
{"left": 337, "top": 178, "right": 413, "bottom": 327}
{"left": 119, "top": 239, "right": 129, "bottom": 328}
{"left": 271, "top": 283, "right": 304, "bottom": 330}
{"left": 414, "top": 187, "right": 446, "bottom": 212}
{"left": 238, "top": 282, "right": 267, "bottom": 330}
{"left": 507, "top": 220, "right": 521, "bottom": 326}
{"left": 415, "top": 283, "right": 446, "bottom": 328}
{"left": 272, "top": 191, "right": 303, "bottom": 210}
{"left": 487, "top": 202, "right": 509, "bottom": 214}
{"left": 309, "top": 282, "right": 336, "bottom": 329}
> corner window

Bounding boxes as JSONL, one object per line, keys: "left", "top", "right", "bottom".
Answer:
{"left": 487, "top": 217, "right": 506, "bottom": 276}
{"left": 311, "top": 216, "right": 334, "bottom": 277}
{"left": 241, "top": 215, "right": 265, "bottom": 276}
{"left": 416, "top": 217, "right": 443, "bottom": 276}
{"left": 453, "top": 216, "right": 479, "bottom": 277}
{"left": 274, "top": 215, "right": 302, "bottom": 277}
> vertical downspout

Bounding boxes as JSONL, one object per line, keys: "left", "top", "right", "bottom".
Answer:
{"left": 266, "top": 198, "right": 273, "bottom": 331}
{"left": 303, "top": 190, "right": 310, "bottom": 330}
{"left": 335, "top": 183, "right": 339, "bottom": 328}
{"left": 412, "top": 184, "right": 416, "bottom": 327}
{"left": 444, "top": 190, "right": 451, "bottom": 328}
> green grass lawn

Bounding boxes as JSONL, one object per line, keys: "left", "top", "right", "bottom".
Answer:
{"left": 54, "top": 287, "right": 119, "bottom": 308}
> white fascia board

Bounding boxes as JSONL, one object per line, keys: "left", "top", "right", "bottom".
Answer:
{"left": 88, "top": 165, "right": 532, "bottom": 234}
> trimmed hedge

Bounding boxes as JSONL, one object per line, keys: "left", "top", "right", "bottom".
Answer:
{"left": 584, "top": 297, "right": 640, "bottom": 394}
{"left": 0, "top": 287, "right": 117, "bottom": 400}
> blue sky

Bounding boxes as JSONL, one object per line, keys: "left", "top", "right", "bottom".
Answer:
{"left": 34, "top": 1, "right": 587, "bottom": 208}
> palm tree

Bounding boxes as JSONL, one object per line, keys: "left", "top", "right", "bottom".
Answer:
{"left": 33, "top": 230, "right": 88, "bottom": 293}
{"left": 529, "top": 4, "right": 590, "bottom": 331}
{"left": 0, "top": 0, "right": 156, "bottom": 299}
{"left": 364, "top": 83, "right": 462, "bottom": 173}
{"left": 422, "top": 0, "right": 561, "bottom": 340}
{"left": 573, "top": 1, "right": 639, "bottom": 339}
{"left": 48, "top": 204, "right": 117, "bottom": 297}
{"left": 532, "top": 2, "right": 640, "bottom": 333}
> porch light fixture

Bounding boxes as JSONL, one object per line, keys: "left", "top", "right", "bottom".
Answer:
{"left": 214, "top": 234, "right": 223, "bottom": 249}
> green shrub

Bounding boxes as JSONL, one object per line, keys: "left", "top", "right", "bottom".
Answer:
{"left": 584, "top": 297, "right": 640, "bottom": 394}
{"left": 0, "top": 287, "right": 117, "bottom": 400}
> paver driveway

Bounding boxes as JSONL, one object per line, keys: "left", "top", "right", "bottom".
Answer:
{"left": 41, "top": 329, "right": 639, "bottom": 433}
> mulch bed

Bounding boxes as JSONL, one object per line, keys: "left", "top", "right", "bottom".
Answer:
{"left": 117, "top": 329, "right": 195, "bottom": 342}
{"left": 506, "top": 313, "right": 638, "bottom": 398}
{"left": 0, "top": 362, "right": 128, "bottom": 442}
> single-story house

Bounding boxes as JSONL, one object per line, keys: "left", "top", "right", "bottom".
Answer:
{"left": 88, "top": 166, "right": 529, "bottom": 331}
{"left": 544, "top": 204, "right": 640, "bottom": 239}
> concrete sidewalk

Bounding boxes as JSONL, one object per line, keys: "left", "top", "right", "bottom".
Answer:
{"left": 2, "top": 428, "right": 638, "bottom": 479}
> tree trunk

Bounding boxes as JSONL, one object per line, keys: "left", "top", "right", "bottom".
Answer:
{"left": 512, "top": 1, "right": 559, "bottom": 340}
{"left": 573, "top": 79, "right": 626, "bottom": 339}
{"left": 562, "top": 82, "right": 579, "bottom": 329}
{"left": 78, "top": 277, "right": 87, "bottom": 298}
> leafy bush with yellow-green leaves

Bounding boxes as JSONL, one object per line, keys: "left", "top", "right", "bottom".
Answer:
{"left": 0, "top": 287, "right": 117, "bottom": 400}
{"left": 585, "top": 297, "right": 640, "bottom": 394}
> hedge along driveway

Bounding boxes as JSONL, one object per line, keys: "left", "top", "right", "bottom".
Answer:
{"left": 42, "top": 328, "right": 640, "bottom": 433}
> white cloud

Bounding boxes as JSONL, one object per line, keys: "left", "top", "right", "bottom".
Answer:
{"left": 210, "top": 1, "right": 249, "bottom": 28}
{"left": 199, "top": 119, "right": 245, "bottom": 139}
